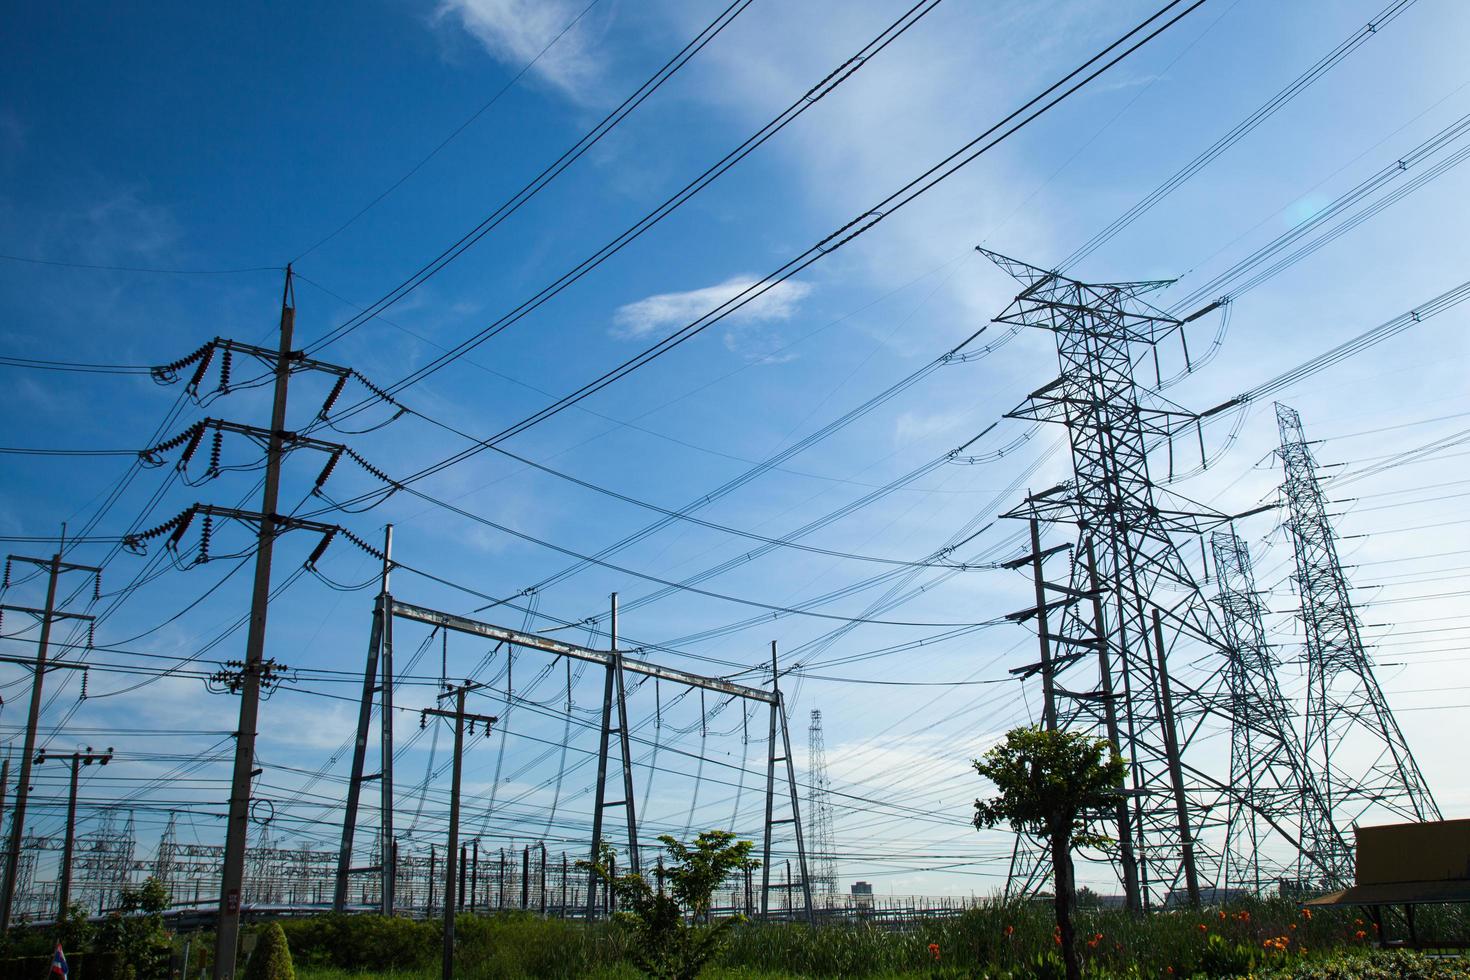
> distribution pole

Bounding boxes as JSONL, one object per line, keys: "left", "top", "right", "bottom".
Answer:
{"left": 0, "top": 553, "right": 97, "bottom": 931}
{"left": 213, "top": 267, "right": 295, "bottom": 979}
{"left": 421, "top": 682, "right": 494, "bottom": 979}
{"left": 36, "top": 747, "right": 112, "bottom": 919}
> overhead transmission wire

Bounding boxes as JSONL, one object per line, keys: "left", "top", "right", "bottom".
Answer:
{"left": 1059, "top": 0, "right": 1420, "bottom": 271}
{"left": 17, "top": 0, "right": 1317, "bottom": 858}
{"left": 0, "top": 254, "right": 277, "bottom": 276}
{"left": 1169, "top": 106, "right": 1470, "bottom": 312}
{"left": 303, "top": 0, "right": 757, "bottom": 353}
{"left": 303, "top": 0, "right": 1211, "bottom": 485}
{"left": 291, "top": 0, "right": 605, "bottom": 262}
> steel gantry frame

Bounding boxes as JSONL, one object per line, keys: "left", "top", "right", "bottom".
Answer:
{"left": 337, "top": 592, "right": 814, "bottom": 923}
{"left": 981, "top": 248, "right": 1309, "bottom": 910}
{"left": 1275, "top": 403, "right": 1439, "bottom": 887}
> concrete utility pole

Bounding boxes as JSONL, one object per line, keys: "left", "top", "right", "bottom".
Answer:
{"left": 421, "top": 682, "right": 495, "bottom": 980}
{"left": 0, "top": 552, "right": 98, "bottom": 930}
{"left": 35, "top": 746, "right": 112, "bottom": 919}
{"left": 213, "top": 268, "right": 295, "bottom": 979}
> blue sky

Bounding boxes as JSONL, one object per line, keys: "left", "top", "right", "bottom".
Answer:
{"left": 2, "top": 0, "right": 1469, "bottom": 901}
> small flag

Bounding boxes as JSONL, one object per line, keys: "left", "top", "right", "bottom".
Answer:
{"left": 50, "top": 943, "right": 68, "bottom": 977}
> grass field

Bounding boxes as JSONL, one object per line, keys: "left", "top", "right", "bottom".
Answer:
{"left": 256, "top": 897, "right": 1470, "bottom": 978}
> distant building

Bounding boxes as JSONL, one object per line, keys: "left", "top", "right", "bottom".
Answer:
{"left": 850, "top": 881, "right": 874, "bottom": 908}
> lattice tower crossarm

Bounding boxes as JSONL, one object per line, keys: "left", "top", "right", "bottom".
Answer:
{"left": 1275, "top": 402, "right": 1439, "bottom": 886}
{"left": 1210, "top": 530, "right": 1338, "bottom": 892}
{"left": 981, "top": 247, "right": 1274, "bottom": 909}
{"left": 806, "top": 709, "right": 837, "bottom": 898}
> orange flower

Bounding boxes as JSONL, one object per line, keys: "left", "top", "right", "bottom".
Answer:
{"left": 927, "top": 943, "right": 940, "bottom": 962}
{"left": 1003, "top": 925, "right": 1015, "bottom": 938}
{"left": 1217, "top": 910, "right": 1227, "bottom": 920}
{"left": 1236, "top": 911, "right": 1251, "bottom": 922}
{"left": 1289, "top": 924, "right": 1297, "bottom": 931}
{"left": 1166, "top": 968, "right": 1175, "bottom": 976}
{"left": 1301, "top": 908, "right": 1313, "bottom": 920}
{"left": 1054, "top": 933, "right": 1063, "bottom": 945}
{"left": 1087, "top": 933, "right": 1103, "bottom": 949}
{"left": 1355, "top": 930, "right": 1367, "bottom": 940}
{"left": 1196, "top": 923, "right": 1208, "bottom": 933}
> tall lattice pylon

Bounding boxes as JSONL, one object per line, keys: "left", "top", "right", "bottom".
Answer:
{"left": 982, "top": 248, "right": 1291, "bottom": 909}
{"left": 806, "top": 709, "right": 837, "bottom": 900}
{"left": 1276, "top": 403, "right": 1439, "bottom": 886}
{"left": 1211, "top": 530, "right": 1338, "bottom": 893}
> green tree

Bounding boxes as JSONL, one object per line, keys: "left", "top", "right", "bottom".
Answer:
{"left": 579, "top": 830, "right": 759, "bottom": 980}
{"left": 243, "top": 921, "right": 295, "bottom": 980}
{"left": 95, "top": 875, "right": 171, "bottom": 980}
{"left": 973, "top": 726, "right": 1124, "bottom": 980}
{"left": 56, "top": 901, "right": 94, "bottom": 956}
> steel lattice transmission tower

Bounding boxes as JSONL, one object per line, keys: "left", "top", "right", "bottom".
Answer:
{"left": 1276, "top": 403, "right": 1439, "bottom": 885}
{"left": 1211, "top": 530, "right": 1337, "bottom": 894}
{"left": 982, "top": 248, "right": 1299, "bottom": 910}
{"left": 806, "top": 709, "right": 837, "bottom": 900}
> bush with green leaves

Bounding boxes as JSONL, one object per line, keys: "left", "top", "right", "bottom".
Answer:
{"left": 95, "top": 875, "right": 171, "bottom": 980}
{"left": 244, "top": 921, "right": 295, "bottom": 980}
{"left": 275, "top": 913, "right": 436, "bottom": 969}
{"left": 580, "top": 830, "right": 759, "bottom": 980}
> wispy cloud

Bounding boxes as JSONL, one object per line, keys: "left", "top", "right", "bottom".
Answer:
{"left": 611, "top": 276, "right": 813, "bottom": 340}
{"left": 437, "top": 0, "right": 604, "bottom": 102}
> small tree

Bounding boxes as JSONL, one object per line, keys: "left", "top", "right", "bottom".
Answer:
{"left": 973, "top": 726, "right": 1124, "bottom": 980}
{"left": 579, "top": 830, "right": 759, "bottom": 980}
{"left": 243, "top": 921, "right": 295, "bottom": 980}
{"left": 95, "top": 875, "right": 172, "bottom": 980}
{"left": 56, "top": 901, "right": 94, "bottom": 956}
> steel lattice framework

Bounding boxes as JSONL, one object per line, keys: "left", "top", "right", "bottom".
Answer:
{"left": 1211, "top": 530, "right": 1338, "bottom": 894}
{"left": 1275, "top": 403, "right": 1439, "bottom": 886}
{"left": 982, "top": 248, "right": 1286, "bottom": 910}
{"left": 806, "top": 709, "right": 837, "bottom": 899}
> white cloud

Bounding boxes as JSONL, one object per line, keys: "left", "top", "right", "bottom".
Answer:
{"left": 611, "top": 276, "right": 813, "bottom": 340}
{"left": 437, "top": 0, "right": 604, "bottom": 102}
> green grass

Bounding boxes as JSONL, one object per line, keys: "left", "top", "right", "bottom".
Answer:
{"left": 269, "top": 898, "right": 1470, "bottom": 979}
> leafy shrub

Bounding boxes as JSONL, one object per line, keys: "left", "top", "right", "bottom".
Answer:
{"left": 244, "top": 922, "right": 294, "bottom": 980}
{"left": 581, "top": 832, "right": 759, "bottom": 980}
{"left": 276, "top": 914, "right": 436, "bottom": 969}
{"left": 1262, "top": 948, "right": 1470, "bottom": 979}
{"left": 94, "top": 876, "right": 171, "bottom": 980}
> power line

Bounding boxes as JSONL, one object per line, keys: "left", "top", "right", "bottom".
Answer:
{"left": 291, "top": 0, "right": 606, "bottom": 262}
{"left": 304, "top": 0, "right": 755, "bottom": 352}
